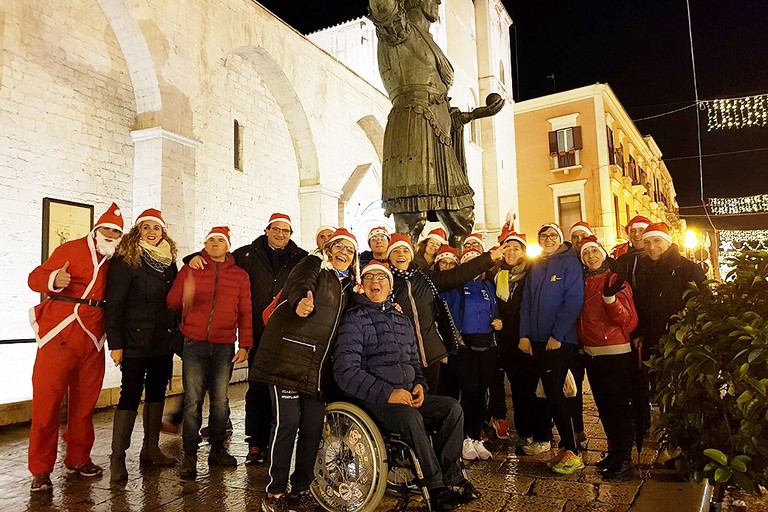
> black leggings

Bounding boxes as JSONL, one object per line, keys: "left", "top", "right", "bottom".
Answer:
{"left": 532, "top": 342, "right": 578, "bottom": 453}
{"left": 456, "top": 347, "right": 496, "bottom": 439}
{"left": 117, "top": 354, "right": 173, "bottom": 410}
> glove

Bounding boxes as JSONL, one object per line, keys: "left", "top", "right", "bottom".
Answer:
{"left": 602, "top": 272, "right": 626, "bottom": 297}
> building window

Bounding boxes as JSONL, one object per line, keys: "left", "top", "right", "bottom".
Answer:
{"left": 607, "top": 127, "right": 616, "bottom": 165}
{"left": 234, "top": 119, "right": 243, "bottom": 171}
{"left": 558, "top": 194, "right": 582, "bottom": 232}
{"left": 614, "top": 195, "right": 621, "bottom": 239}
{"left": 628, "top": 156, "right": 637, "bottom": 185}
{"left": 616, "top": 143, "right": 625, "bottom": 173}
{"left": 548, "top": 126, "right": 582, "bottom": 169}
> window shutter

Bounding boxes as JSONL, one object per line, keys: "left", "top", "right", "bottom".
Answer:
{"left": 572, "top": 126, "right": 583, "bottom": 150}
{"left": 548, "top": 131, "right": 558, "bottom": 154}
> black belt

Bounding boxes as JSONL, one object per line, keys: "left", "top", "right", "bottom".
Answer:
{"left": 48, "top": 296, "right": 105, "bottom": 308}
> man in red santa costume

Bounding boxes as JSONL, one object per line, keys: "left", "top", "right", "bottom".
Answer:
{"left": 27, "top": 202, "right": 124, "bottom": 492}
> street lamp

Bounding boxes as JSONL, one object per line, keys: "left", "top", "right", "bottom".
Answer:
{"left": 527, "top": 243, "right": 543, "bottom": 258}
{"left": 684, "top": 229, "right": 699, "bottom": 250}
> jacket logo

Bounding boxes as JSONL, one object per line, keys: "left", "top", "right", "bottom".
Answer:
{"left": 550, "top": 275, "right": 562, "bottom": 282}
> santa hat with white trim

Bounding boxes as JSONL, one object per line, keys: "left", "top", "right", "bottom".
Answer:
{"left": 266, "top": 212, "right": 292, "bottom": 229}
{"left": 460, "top": 248, "right": 482, "bottom": 264}
{"left": 315, "top": 224, "right": 336, "bottom": 240}
{"left": 498, "top": 227, "right": 527, "bottom": 248}
{"left": 360, "top": 260, "right": 393, "bottom": 286}
{"left": 425, "top": 227, "right": 447, "bottom": 245}
{"left": 205, "top": 226, "right": 232, "bottom": 250}
{"left": 538, "top": 222, "right": 564, "bottom": 243}
{"left": 321, "top": 228, "right": 361, "bottom": 288}
{"left": 94, "top": 202, "right": 124, "bottom": 233}
{"left": 386, "top": 233, "right": 414, "bottom": 258}
{"left": 135, "top": 208, "right": 166, "bottom": 230}
{"left": 579, "top": 235, "right": 608, "bottom": 261}
{"left": 642, "top": 222, "right": 672, "bottom": 243}
{"left": 625, "top": 215, "right": 651, "bottom": 235}
{"left": 434, "top": 245, "right": 460, "bottom": 265}
{"left": 569, "top": 221, "right": 593, "bottom": 237}
{"left": 463, "top": 233, "right": 484, "bottom": 248}
{"left": 367, "top": 226, "right": 390, "bottom": 240}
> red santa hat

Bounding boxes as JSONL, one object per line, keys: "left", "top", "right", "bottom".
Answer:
{"left": 94, "top": 202, "right": 124, "bottom": 232}
{"left": 135, "top": 208, "right": 166, "bottom": 230}
{"left": 321, "top": 228, "right": 361, "bottom": 289}
{"left": 327, "top": 228, "right": 358, "bottom": 252}
{"left": 315, "top": 225, "right": 336, "bottom": 238}
{"left": 425, "top": 227, "right": 447, "bottom": 245}
{"left": 569, "top": 221, "right": 593, "bottom": 237}
{"left": 642, "top": 222, "right": 672, "bottom": 243}
{"left": 579, "top": 235, "right": 607, "bottom": 260}
{"left": 205, "top": 226, "right": 232, "bottom": 250}
{"left": 460, "top": 248, "right": 482, "bottom": 264}
{"left": 538, "top": 222, "right": 564, "bottom": 242}
{"left": 434, "top": 245, "right": 460, "bottom": 265}
{"left": 463, "top": 233, "right": 484, "bottom": 248}
{"left": 360, "top": 260, "right": 393, "bottom": 286}
{"left": 498, "top": 227, "right": 527, "bottom": 248}
{"left": 625, "top": 215, "right": 651, "bottom": 235}
{"left": 386, "top": 233, "right": 414, "bottom": 258}
{"left": 367, "top": 226, "right": 390, "bottom": 240}
{"left": 267, "top": 212, "right": 292, "bottom": 229}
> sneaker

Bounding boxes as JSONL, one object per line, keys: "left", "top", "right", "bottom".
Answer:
{"left": 428, "top": 487, "right": 460, "bottom": 512}
{"left": 491, "top": 418, "right": 509, "bottom": 439}
{"left": 547, "top": 449, "right": 566, "bottom": 468}
{"left": 245, "top": 446, "right": 264, "bottom": 465}
{"left": 262, "top": 494, "right": 289, "bottom": 512}
{"left": 65, "top": 460, "right": 103, "bottom": 477}
{"left": 521, "top": 441, "right": 551, "bottom": 456}
{"left": 473, "top": 440, "right": 492, "bottom": 460}
{"left": 462, "top": 438, "right": 479, "bottom": 460}
{"left": 448, "top": 479, "right": 482, "bottom": 502}
{"left": 200, "top": 419, "right": 233, "bottom": 437}
{"left": 287, "top": 490, "right": 321, "bottom": 512}
{"left": 30, "top": 474, "right": 52, "bottom": 493}
{"left": 551, "top": 450, "right": 585, "bottom": 475}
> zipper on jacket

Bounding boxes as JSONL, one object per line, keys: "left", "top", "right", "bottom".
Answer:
{"left": 205, "top": 262, "right": 221, "bottom": 342}
{"left": 406, "top": 280, "right": 428, "bottom": 366}
{"left": 317, "top": 278, "right": 345, "bottom": 393}
{"left": 283, "top": 337, "right": 316, "bottom": 352}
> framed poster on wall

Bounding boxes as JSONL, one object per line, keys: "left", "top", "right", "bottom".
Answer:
{"left": 41, "top": 197, "right": 94, "bottom": 263}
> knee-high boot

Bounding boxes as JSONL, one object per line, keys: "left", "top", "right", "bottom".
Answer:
{"left": 602, "top": 420, "right": 635, "bottom": 478}
{"left": 111, "top": 409, "right": 138, "bottom": 482}
{"left": 596, "top": 416, "right": 617, "bottom": 469}
{"left": 140, "top": 402, "right": 176, "bottom": 465}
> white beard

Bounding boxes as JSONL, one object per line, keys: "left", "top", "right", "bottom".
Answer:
{"left": 95, "top": 231, "right": 120, "bottom": 258}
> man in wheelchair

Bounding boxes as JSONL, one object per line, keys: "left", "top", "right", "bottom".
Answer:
{"left": 333, "top": 261, "right": 482, "bottom": 512}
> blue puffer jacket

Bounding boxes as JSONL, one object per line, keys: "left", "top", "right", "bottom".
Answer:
{"left": 334, "top": 294, "right": 427, "bottom": 404}
{"left": 442, "top": 279, "right": 498, "bottom": 334}
{"left": 519, "top": 244, "right": 584, "bottom": 345}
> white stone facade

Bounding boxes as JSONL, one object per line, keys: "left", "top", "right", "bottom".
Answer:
{"left": 0, "top": 0, "right": 517, "bottom": 404}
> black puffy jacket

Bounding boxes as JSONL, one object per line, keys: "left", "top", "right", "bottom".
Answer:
{"left": 250, "top": 255, "right": 352, "bottom": 398}
{"left": 392, "top": 253, "right": 496, "bottom": 367}
{"left": 494, "top": 266, "right": 536, "bottom": 378}
{"left": 104, "top": 254, "right": 178, "bottom": 358}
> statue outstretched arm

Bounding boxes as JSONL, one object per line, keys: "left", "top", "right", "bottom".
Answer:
{"left": 459, "top": 94, "right": 505, "bottom": 124}
{"left": 369, "top": 0, "right": 401, "bottom": 21}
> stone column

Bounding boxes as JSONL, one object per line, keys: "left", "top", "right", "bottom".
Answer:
{"left": 298, "top": 184, "right": 342, "bottom": 247}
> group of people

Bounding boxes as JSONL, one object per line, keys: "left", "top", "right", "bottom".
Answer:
{"left": 26, "top": 202, "right": 706, "bottom": 512}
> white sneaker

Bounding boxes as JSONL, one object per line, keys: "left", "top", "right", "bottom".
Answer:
{"left": 522, "top": 441, "right": 551, "bottom": 456}
{"left": 474, "top": 439, "right": 492, "bottom": 460}
{"left": 517, "top": 437, "right": 533, "bottom": 448}
{"left": 462, "top": 438, "right": 479, "bottom": 460}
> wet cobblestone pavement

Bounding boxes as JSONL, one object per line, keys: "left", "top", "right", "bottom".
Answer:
{"left": 0, "top": 383, "right": 704, "bottom": 511}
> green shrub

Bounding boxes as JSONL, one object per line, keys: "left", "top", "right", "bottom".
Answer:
{"left": 647, "top": 250, "right": 768, "bottom": 493}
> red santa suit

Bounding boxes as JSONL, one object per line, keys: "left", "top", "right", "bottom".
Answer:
{"left": 27, "top": 203, "right": 123, "bottom": 476}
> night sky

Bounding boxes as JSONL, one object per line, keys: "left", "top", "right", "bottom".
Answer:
{"left": 258, "top": 0, "right": 768, "bottom": 207}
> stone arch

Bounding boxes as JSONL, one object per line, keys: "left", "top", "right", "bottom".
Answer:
{"left": 95, "top": 0, "right": 162, "bottom": 114}
{"left": 356, "top": 115, "right": 384, "bottom": 165}
{"left": 233, "top": 46, "right": 320, "bottom": 187}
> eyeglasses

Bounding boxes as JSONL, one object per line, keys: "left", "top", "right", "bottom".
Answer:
{"left": 362, "top": 273, "right": 390, "bottom": 282}
{"left": 539, "top": 233, "right": 561, "bottom": 241}
{"left": 330, "top": 242, "right": 356, "bottom": 256}
{"left": 369, "top": 236, "right": 389, "bottom": 242}
{"left": 269, "top": 227, "right": 292, "bottom": 235}
{"left": 463, "top": 242, "right": 482, "bottom": 248}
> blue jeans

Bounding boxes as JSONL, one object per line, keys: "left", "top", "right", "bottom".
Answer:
{"left": 182, "top": 339, "right": 234, "bottom": 454}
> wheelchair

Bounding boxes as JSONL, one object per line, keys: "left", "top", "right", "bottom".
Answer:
{"left": 310, "top": 401, "right": 433, "bottom": 512}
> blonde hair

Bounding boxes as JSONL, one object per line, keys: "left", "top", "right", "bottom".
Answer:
{"left": 116, "top": 223, "right": 178, "bottom": 268}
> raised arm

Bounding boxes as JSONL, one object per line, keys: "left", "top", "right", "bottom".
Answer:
{"left": 369, "top": 0, "right": 400, "bottom": 21}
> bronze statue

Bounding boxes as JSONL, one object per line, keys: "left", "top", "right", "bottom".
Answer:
{"left": 369, "top": 0, "right": 504, "bottom": 247}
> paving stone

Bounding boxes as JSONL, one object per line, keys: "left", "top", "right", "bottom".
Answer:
{"left": 596, "top": 482, "right": 641, "bottom": 504}
{"left": 502, "top": 494, "right": 566, "bottom": 512}
{"left": 532, "top": 479, "right": 597, "bottom": 502}
{"left": 456, "top": 490, "right": 510, "bottom": 512}
{"left": 504, "top": 459, "right": 582, "bottom": 481}
{"left": 564, "top": 501, "right": 631, "bottom": 512}
{"left": 465, "top": 470, "right": 534, "bottom": 495}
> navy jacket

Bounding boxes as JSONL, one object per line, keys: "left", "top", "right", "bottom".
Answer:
{"left": 519, "top": 245, "right": 584, "bottom": 345}
{"left": 334, "top": 294, "right": 427, "bottom": 404}
{"left": 442, "top": 279, "right": 498, "bottom": 334}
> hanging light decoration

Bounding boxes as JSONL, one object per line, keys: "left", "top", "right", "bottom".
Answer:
{"left": 701, "top": 93, "right": 768, "bottom": 131}
{"left": 718, "top": 229, "right": 768, "bottom": 278}
{"left": 709, "top": 194, "right": 768, "bottom": 215}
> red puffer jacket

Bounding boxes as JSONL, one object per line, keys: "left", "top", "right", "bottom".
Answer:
{"left": 167, "top": 251, "right": 253, "bottom": 347}
{"left": 578, "top": 270, "right": 638, "bottom": 356}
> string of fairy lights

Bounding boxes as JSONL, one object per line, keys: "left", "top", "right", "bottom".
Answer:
{"left": 709, "top": 194, "right": 768, "bottom": 215}
{"left": 700, "top": 93, "right": 768, "bottom": 131}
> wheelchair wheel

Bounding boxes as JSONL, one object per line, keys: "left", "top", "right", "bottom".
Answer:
{"left": 311, "top": 402, "right": 388, "bottom": 512}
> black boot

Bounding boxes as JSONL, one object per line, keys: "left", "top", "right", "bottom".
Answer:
{"left": 595, "top": 417, "right": 616, "bottom": 470}
{"left": 208, "top": 442, "right": 237, "bottom": 466}
{"left": 602, "top": 420, "right": 634, "bottom": 478}
{"left": 180, "top": 453, "right": 197, "bottom": 480}
{"left": 110, "top": 409, "right": 137, "bottom": 482}
{"left": 140, "top": 402, "right": 176, "bottom": 465}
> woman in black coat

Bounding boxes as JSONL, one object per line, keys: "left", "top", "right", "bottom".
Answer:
{"left": 104, "top": 209, "right": 179, "bottom": 481}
